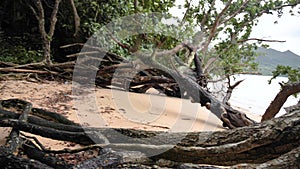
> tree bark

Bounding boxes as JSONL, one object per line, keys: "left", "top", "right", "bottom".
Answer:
{"left": 69, "top": 0, "right": 80, "bottom": 36}
{"left": 27, "top": 0, "right": 61, "bottom": 64}
{"left": 1, "top": 99, "right": 300, "bottom": 168}
{"left": 0, "top": 152, "right": 53, "bottom": 169}
{"left": 154, "top": 109, "right": 300, "bottom": 165}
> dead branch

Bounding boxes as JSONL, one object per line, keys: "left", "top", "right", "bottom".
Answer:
{"left": 223, "top": 76, "right": 244, "bottom": 105}
{"left": 238, "top": 38, "right": 286, "bottom": 43}
{"left": 0, "top": 119, "right": 94, "bottom": 145}
{"left": 0, "top": 153, "right": 53, "bottom": 169}
{"left": 0, "top": 68, "right": 59, "bottom": 75}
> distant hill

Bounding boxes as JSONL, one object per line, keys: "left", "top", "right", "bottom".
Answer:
{"left": 255, "top": 48, "right": 300, "bottom": 75}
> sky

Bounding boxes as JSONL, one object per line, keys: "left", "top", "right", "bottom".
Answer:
{"left": 251, "top": 8, "right": 300, "bottom": 55}
{"left": 169, "top": 0, "right": 300, "bottom": 56}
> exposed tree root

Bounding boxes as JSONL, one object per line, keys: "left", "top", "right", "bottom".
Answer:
{"left": 0, "top": 99, "right": 299, "bottom": 168}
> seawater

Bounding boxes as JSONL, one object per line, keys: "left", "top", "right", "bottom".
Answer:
{"left": 229, "top": 74, "right": 299, "bottom": 117}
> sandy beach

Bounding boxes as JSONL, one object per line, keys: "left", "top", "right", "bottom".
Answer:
{"left": 0, "top": 80, "right": 233, "bottom": 150}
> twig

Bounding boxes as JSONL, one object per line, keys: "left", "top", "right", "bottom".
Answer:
{"left": 180, "top": 0, "right": 192, "bottom": 25}
{"left": 0, "top": 61, "right": 18, "bottom": 67}
{"left": 0, "top": 62, "right": 45, "bottom": 69}
{"left": 60, "top": 43, "right": 85, "bottom": 48}
{"left": 20, "top": 133, "right": 49, "bottom": 152}
{"left": 107, "top": 29, "right": 131, "bottom": 51}
{"left": 66, "top": 51, "right": 100, "bottom": 58}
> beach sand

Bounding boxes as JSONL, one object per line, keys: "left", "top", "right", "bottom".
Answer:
{"left": 0, "top": 80, "right": 258, "bottom": 150}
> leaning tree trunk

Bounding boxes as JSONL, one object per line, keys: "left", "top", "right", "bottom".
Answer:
{"left": 133, "top": 51, "right": 256, "bottom": 128}
{"left": 262, "top": 82, "right": 300, "bottom": 121}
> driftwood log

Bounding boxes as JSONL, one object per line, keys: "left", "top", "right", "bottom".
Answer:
{"left": 0, "top": 99, "right": 299, "bottom": 168}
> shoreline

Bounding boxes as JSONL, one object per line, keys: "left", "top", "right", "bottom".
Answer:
{"left": 0, "top": 80, "right": 227, "bottom": 149}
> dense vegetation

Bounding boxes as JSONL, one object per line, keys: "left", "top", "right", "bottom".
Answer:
{"left": 0, "top": 0, "right": 298, "bottom": 75}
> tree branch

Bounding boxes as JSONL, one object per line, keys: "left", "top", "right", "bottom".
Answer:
{"left": 180, "top": 0, "right": 192, "bottom": 25}
{"left": 69, "top": 0, "right": 80, "bottom": 36}
{"left": 35, "top": 0, "right": 47, "bottom": 40}
{"left": 107, "top": 30, "right": 131, "bottom": 51}
{"left": 200, "top": 0, "right": 216, "bottom": 30}
{"left": 223, "top": 76, "right": 244, "bottom": 105}
{"left": 202, "top": 0, "right": 233, "bottom": 53}
{"left": 219, "top": 0, "right": 250, "bottom": 25}
{"left": 262, "top": 82, "right": 300, "bottom": 121}
{"left": 48, "top": 0, "right": 61, "bottom": 38}
{"left": 238, "top": 38, "right": 286, "bottom": 43}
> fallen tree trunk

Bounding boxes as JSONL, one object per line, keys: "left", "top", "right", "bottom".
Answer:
{"left": 0, "top": 99, "right": 299, "bottom": 168}
{"left": 0, "top": 44, "right": 255, "bottom": 128}
{"left": 132, "top": 52, "right": 256, "bottom": 128}
{"left": 154, "top": 109, "right": 300, "bottom": 165}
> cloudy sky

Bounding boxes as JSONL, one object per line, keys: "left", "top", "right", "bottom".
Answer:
{"left": 251, "top": 8, "right": 300, "bottom": 55}
{"left": 170, "top": 1, "right": 300, "bottom": 55}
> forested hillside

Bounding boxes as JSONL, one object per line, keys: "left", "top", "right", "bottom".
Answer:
{"left": 256, "top": 47, "right": 300, "bottom": 75}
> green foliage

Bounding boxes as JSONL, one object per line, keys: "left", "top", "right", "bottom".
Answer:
{"left": 82, "top": 0, "right": 299, "bottom": 80}
{"left": 269, "top": 65, "right": 300, "bottom": 97}
{"left": 183, "top": 0, "right": 299, "bottom": 74}
{"left": 66, "top": 0, "right": 176, "bottom": 38}
{"left": 269, "top": 65, "right": 300, "bottom": 84}
{"left": 1, "top": 0, "right": 299, "bottom": 77}
{"left": 0, "top": 31, "right": 43, "bottom": 64}
{"left": 0, "top": 45, "right": 43, "bottom": 64}
{"left": 95, "top": 14, "right": 195, "bottom": 58}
